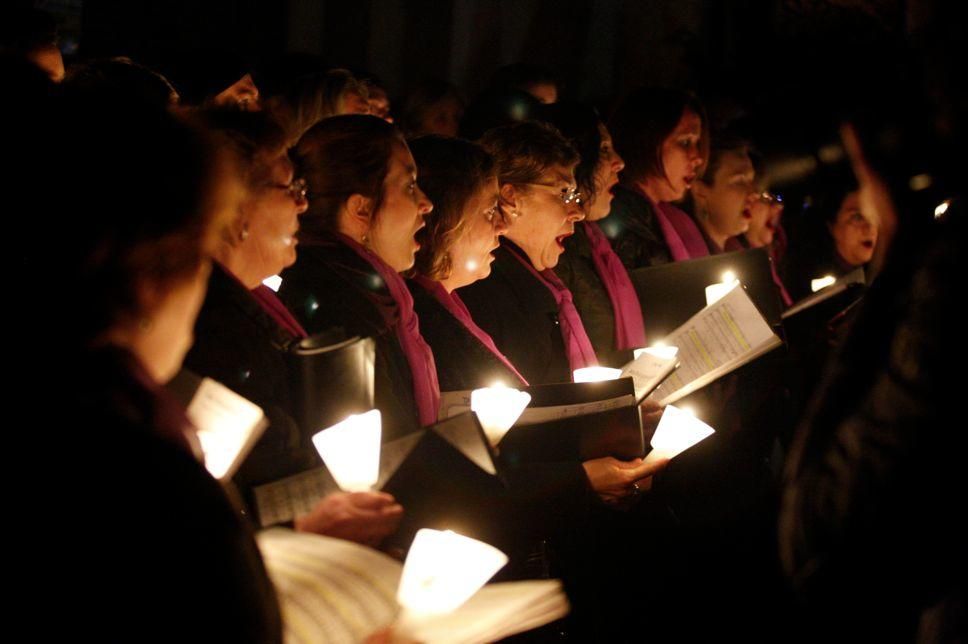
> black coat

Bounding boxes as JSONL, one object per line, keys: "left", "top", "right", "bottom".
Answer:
{"left": 407, "top": 279, "right": 523, "bottom": 391}
{"left": 183, "top": 264, "right": 319, "bottom": 493}
{"left": 278, "top": 237, "right": 421, "bottom": 440}
{"left": 596, "top": 184, "right": 673, "bottom": 269}
{"left": 555, "top": 224, "right": 635, "bottom": 368}
{"left": 457, "top": 239, "right": 572, "bottom": 385}
{"left": 60, "top": 348, "right": 282, "bottom": 642}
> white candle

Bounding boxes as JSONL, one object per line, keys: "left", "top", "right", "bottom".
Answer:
{"left": 705, "top": 271, "right": 740, "bottom": 306}
{"left": 572, "top": 366, "right": 623, "bottom": 383}
{"left": 397, "top": 529, "right": 508, "bottom": 618}
{"left": 811, "top": 274, "right": 837, "bottom": 292}
{"left": 642, "top": 404, "right": 715, "bottom": 466}
{"left": 470, "top": 384, "right": 531, "bottom": 446}
{"left": 311, "top": 409, "right": 382, "bottom": 492}
{"left": 262, "top": 274, "right": 283, "bottom": 292}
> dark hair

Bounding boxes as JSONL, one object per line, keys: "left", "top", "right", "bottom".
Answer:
{"left": 400, "top": 79, "right": 463, "bottom": 137}
{"left": 43, "top": 92, "right": 224, "bottom": 345}
{"left": 64, "top": 57, "right": 178, "bottom": 107}
{"left": 489, "top": 63, "right": 559, "bottom": 96}
{"left": 409, "top": 136, "right": 496, "bottom": 280}
{"left": 459, "top": 88, "right": 541, "bottom": 141}
{"left": 264, "top": 68, "right": 369, "bottom": 145}
{"left": 609, "top": 87, "right": 709, "bottom": 184}
{"left": 478, "top": 120, "right": 579, "bottom": 187}
{"left": 699, "top": 130, "right": 751, "bottom": 185}
{"left": 535, "top": 102, "right": 603, "bottom": 205}
{"left": 0, "top": 7, "right": 58, "bottom": 53}
{"left": 294, "top": 114, "right": 405, "bottom": 237}
{"left": 196, "top": 108, "right": 287, "bottom": 188}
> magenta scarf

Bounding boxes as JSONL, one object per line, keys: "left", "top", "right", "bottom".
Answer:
{"left": 251, "top": 285, "right": 309, "bottom": 339}
{"left": 582, "top": 221, "right": 648, "bottom": 350}
{"left": 505, "top": 244, "right": 599, "bottom": 373}
{"left": 654, "top": 201, "right": 710, "bottom": 260}
{"left": 412, "top": 275, "right": 529, "bottom": 386}
{"left": 337, "top": 234, "right": 441, "bottom": 427}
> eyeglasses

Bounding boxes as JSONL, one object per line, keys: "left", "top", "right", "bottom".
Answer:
{"left": 523, "top": 182, "right": 583, "bottom": 206}
{"left": 758, "top": 191, "right": 783, "bottom": 206}
{"left": 274, "top": 177, "right": 308, "bottom": 202}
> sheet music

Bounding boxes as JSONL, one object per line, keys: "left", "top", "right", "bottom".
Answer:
{"left": 186, "top": 377, "right": 267, "bottom": 481}
{"left": 252, "top": 467, "right": 332, "bottom": 527}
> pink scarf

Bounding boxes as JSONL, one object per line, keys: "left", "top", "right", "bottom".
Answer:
{"left": 505, "top": 244, "right": 599, "bottom": 373}
{"left": 412, "top": 275, "right": 529, "bottom": 386}
{"left": 582, "top": 221, "right": 647, "bottom": 350}
{"left": 653, "top": 201, "right": 710, "bottom": 261}
{"left": 251, "top": 285, "right": 308, "bottom": 339}
{"left": 337, "top": 234, "right": 441, "bottom": 427}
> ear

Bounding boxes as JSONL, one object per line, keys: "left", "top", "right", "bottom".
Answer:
{"left": 339, "top": 193, "right": 375, "bottom": 241}
{"left": 499, "top": 183, "right": 518, "bottom": 211}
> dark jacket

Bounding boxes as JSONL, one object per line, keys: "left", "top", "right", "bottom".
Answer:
{"left": 407, "top": 279, "right": 523, "bottom": 391}
{"left": 278, "top": 237, "right": 421, "bottom": 440}
{"left": 781, "top": 206, "right": 967, "bottom": 642}
{"left": 596, "top": 184, "right": 673, "bottom": 269}
{"left": 61, "top": 348, "right": 282, "bottom": 642}
{"left": 555, "top": 224, "right": 635, "bottom": 368}
{"left": 457, "top": 239, "right": 572, "bottom": 385}
{"left": 184, "top": 264, "right": 319, "bottom": 493}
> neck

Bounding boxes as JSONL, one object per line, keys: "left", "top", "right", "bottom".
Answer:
{"left": 697, "top": 217, "right": 728, "bottom": 252}
{"left": 214, "top": 247, "right": 261, "bottom": 289}
{"left": 636, "top": 177, "right": 666, "bottom": 204}
{"left": 505, "top": 233, "right": 544, "bottom": 270}
{"left": 438, "top": 275, "right": 459, "bottom": 293}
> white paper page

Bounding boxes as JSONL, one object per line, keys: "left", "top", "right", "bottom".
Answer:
{"left": 620, "top": 349, "right": 679, "bottom": 402}
{"left": 781, "top": 267, "right": 866, "bottom": 319}
{"left": 650, "top": 284, "right": 781, "bottom": 405}
{"left": 186, "top": 378, "right": 267, "bottom": 480}
{"left": 514, "top": 394, "right": 635, "bottom": 425}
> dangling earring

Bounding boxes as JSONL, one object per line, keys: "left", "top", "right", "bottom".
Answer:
{"left": 361, "top": 231, "right": 369, "bottom": 247}
{"left": 240, "top": 223, "right": 250, "bottom": 241}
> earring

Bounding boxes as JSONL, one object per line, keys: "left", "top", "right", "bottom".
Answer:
{"left": 361, "top": 232, "right": 369, "bottom": 247}
{"left": 240, "top": 224, "right": 249, "bottom": 241}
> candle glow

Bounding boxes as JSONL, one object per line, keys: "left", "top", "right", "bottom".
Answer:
{"left": 471, "top": 384, "right": 531, "bottom": 446}
{"left": 311, "top": 409, "right": 382, "bottom": 492}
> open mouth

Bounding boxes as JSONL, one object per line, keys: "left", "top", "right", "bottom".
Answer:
{"left": 555, "top": 232, "right": 572, "bottom": 250}
{"left": 861, "top": 240, "right": 875, "bottom": 249}
{"left": 741, "top": 207, "right": 752, "bottom": 220}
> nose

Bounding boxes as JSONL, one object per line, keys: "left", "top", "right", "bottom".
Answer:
{"left": 612, "top": 150, "right": 625, "bottom": 173}
{"left": 416, "top": 186, "right": 433, "bottom": 215}
{"left": 566, "top": 200, "right": 585, "bottom": 222}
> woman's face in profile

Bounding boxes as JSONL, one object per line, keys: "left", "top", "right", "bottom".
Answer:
{"left": 587, "top": 123, "right": 625, "bottom": 221}
{"left": 368, "top": 143, "right": 434, "bottom": 272}
{"left": 698, "top": 149, "right": 756, "bottom": 239}
{"left": 241, "top": 154, "right": 308, "bottom": 280}
{"left": 652, "top": 109, "right": 704, "bottom": 202}
{"left": 444, "top": 176, "right": 506, "bottom": 289}
{"left": 829, "top": 190, "right": 878, "bottom": 266}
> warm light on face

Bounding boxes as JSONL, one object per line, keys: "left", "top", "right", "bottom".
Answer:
{"left": 811, "top": 275, "right": 837, "bottom": 292}
{"left": 311, "top": 410, "right": 382, "bottom": 491}
{"left": 471, "top": 385, "right": 531, "bottom": 446}
{"left": 573, "top": 366, "right": 623, "bottom": 383}
{"left": 397, "top": 529, "right": 508, "bottom": 617}
{"left": 643, "top": 404, "right": 715, "bottom": 466}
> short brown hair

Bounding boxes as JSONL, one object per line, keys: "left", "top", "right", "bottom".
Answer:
{"left": 477, "top": 120, "right": 578, "bottom": 187}
{"left": 609, "top": 87, "right": 709, "bottom": 184}
{"left": 294, "top": 114, "right": 405, "bottom": 237}
{"left": 409, "top": 136, "right": 496, "bottom": 280}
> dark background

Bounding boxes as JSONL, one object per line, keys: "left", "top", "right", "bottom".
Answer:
{"left": 29, "top": 0, "right": 960, "bottom": 209}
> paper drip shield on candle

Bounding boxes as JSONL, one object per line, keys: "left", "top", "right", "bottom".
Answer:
{"left": 311, "top": 409, "right": 382, "bottom": 491}
{"left": 643, "top": 404, "right": 715, "bottom": 466}
{"left": 573, "top": 366, "right": 623, "bottom": 383}
{"left": 398, "top": 529, "right": 508, "bottom": 617}
{"left": 471, "top": 386, "right": 532, "bottom": 446}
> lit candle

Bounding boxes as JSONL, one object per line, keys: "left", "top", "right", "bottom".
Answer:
{"left": 572, "top": 366, "right": 623, "bottom": 383}
{"left": 311, "top": 409, "right": 382, "bottom": 492}
{"left": 397, "top": 529, "right": 508, "bottom": 618}
{"left": 642, "top": 404, "right": 715, "bottom": 466}
{"left": 705, "top": 271, "right": 740, "bottom": 306}
{"left": 633, "top": 344, "right": 679, "bottom": 361}
{"left": 262, "top": 274, "right": 283, "bottom": 292}
{"left": 470, "top": 384, "right": 531, "bottom": 446}
{"left": 811, "top": 274, "right": 836, "bottom": 292}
